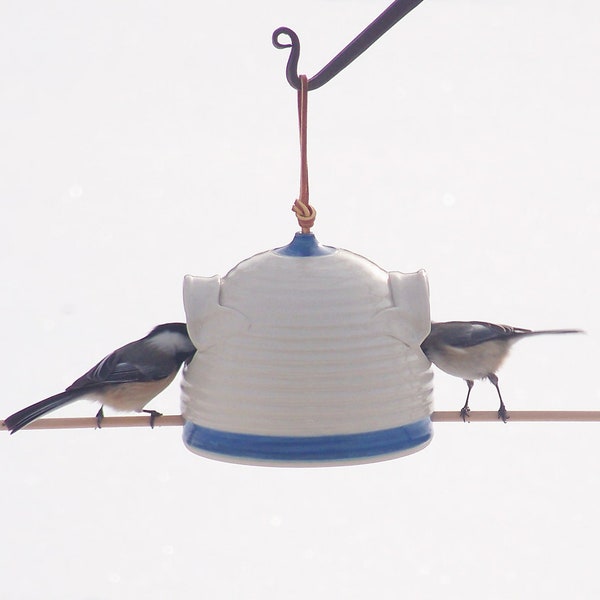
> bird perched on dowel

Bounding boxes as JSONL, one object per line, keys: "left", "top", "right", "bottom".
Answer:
{"left": 420, "top": 321, "right": 582, "bottom": 422}
{"left": 3, "top": 323, "right": 196, "bottom": 434}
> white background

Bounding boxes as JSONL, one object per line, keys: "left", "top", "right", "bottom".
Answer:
{"left": 1, "top": 1, "right": 599, "bottom": 598}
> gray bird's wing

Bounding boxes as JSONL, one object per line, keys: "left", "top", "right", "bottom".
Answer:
{"left": 66, "top": 345, "right": 174, "bottom": 391}
{"left": 427, "top": 321, "right": 531, "bottom": 349}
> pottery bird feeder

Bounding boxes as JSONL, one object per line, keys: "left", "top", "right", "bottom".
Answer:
{"left": 181, "top": 0, "right": 433, "bottom": 465}
{"left": 181, "top": 234, "right": 433, "bottom": 466}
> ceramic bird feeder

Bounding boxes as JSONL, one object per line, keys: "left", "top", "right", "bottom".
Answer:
{"left": 181, "top": 234, "right": 433, "bottom": 466}
{"left": 181, "top": 0, "right": 433, "bottom": 466}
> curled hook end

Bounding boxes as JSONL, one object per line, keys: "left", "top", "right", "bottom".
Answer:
{"left": 272, "top": 26, "right": 301, "bottom": 90}
{"left": 272, "top": 26, "right": 298, "bottom": 49}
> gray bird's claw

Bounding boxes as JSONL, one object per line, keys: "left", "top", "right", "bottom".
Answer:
{"left": 497, "top": 406, "right": 510, "bottom": 423}
{"left": 143, "top": 409, "right": 162, "bottom": 429}
{"left": 459, "top": 407, "right": 470, "bottom": 423}
{"left": 95, "top": 406, "right": 104, "bottom": 429}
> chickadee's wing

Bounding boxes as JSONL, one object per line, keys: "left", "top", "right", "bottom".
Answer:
{"left": 66, "top": 347, "right": 175, "bottom": 392}
{"left": 428, "top": 321, "right": 531, "bottom": 349}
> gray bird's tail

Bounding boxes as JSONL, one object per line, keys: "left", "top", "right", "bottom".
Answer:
{"left": 3, "top": 390, "right": 82, "bottom": 434}
{"left": 521, "top": 329, "right": 583, "bottom": 337}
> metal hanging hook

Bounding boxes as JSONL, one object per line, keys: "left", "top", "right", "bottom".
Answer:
{"left": 272, "top": 0, "right": 425, "bottom": 91}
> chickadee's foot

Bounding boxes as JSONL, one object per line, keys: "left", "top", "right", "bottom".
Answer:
{"left": 459, "top": 406, "right": 470, "bottom": 423}
{"left": 497, "top": 405, "right": 510, "bottom": 423}
{"left": 143, "top": 409, "right": 162, "bottom": 429}
{"left": 95, "top": 406, "right": 105, "bottom": 429}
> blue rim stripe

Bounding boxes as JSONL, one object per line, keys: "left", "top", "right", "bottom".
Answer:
{"left": 183, "top": 418, "right": 432, "bottom": 462}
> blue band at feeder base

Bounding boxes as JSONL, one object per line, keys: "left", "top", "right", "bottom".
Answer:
{"left": 183, "top": 418, "right": 432, "bottom": 464}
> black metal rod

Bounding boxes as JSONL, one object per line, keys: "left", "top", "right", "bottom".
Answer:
{"left": 272, "top": 0, "right": 425, "bottom": 91}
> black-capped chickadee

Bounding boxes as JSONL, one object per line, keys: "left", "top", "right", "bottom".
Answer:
{"left": 421, "top": 321, "right": 582, "bottom": 422}
{"left": 3, "top": 323, "right": 196, "bottom": 434}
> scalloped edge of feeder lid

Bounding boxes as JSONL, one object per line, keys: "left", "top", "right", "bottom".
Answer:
{"left": 273, "top": 232, "right": 336, "bottom": 256}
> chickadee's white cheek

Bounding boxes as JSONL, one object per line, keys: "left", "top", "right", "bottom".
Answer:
{"left": 147, "top": 331, "right": 191, "bottom": 354}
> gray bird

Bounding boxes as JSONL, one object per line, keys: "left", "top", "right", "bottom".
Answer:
{"left": 3, "top": 322, "right": 196, "bottom": 433}
{"left": 421, "top": 321, "right": 582, "bottom": 422}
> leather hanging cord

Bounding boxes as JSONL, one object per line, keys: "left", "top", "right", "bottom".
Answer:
{"left": 291, "top": 74, "right": 316, "bottom": 232}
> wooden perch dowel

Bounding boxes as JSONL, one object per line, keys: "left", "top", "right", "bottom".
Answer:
{"left": 1, "top": 415, "right": 185, "bottom": 431}
{"left": 432, "top": 411, "right": 600, "bottom": 422}
{"left": 2, "top": 412, "right": 600, "bottom": 431}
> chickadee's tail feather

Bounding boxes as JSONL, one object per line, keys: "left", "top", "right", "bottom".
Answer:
{"left": 3, "top": 390, "right": 82, "bottom": 434}
{"left": 524, "top": 329, "right": 584, "bottom": 337}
